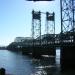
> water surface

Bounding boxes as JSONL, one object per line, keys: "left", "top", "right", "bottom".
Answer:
{"left": 0, "top": 49, "right": 60, "bottom": 75}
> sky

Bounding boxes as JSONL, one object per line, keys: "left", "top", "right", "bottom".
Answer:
{"left": 0, "top": 0, "right": 61, "bottom": 46}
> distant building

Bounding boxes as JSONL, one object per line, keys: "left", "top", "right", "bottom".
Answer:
{"left": 14, "top": 37, "right": 32, "bottom": 42}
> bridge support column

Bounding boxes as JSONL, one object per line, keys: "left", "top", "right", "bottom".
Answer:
{"left": 60, "top": 46, "right": 75, "bottom": 71}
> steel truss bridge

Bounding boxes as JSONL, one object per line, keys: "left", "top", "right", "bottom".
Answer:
{"left": 23, "top": 0, "right": 75, "bottom": 71}
{"left": 17, "top": 0, "right": 75, "bottom": 71}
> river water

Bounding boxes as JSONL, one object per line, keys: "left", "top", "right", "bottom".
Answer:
{"left": 0, "top": 49, "right": 60, "bottom": 75}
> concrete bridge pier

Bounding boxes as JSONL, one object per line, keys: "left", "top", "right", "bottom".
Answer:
{"left": 60, "top": 46, "right": 75, "bottom": 71}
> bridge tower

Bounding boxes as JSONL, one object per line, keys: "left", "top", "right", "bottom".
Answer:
{"left": 32, "top": 10, "right": 41, "bottom": 44}
{"left": 60, "top": 0, "right": 75, "bottom": 71}
{"left": 32, "top": 10, "right": 41, "bottom": 58}
{"left": 42, "top": 12, "right": 56, "bottom": 56}
{"left": 45, "top": 12, "right": 55, "bottom": 44}
{"left": 46, "top": 12, "right": 55, "bottom": 34}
